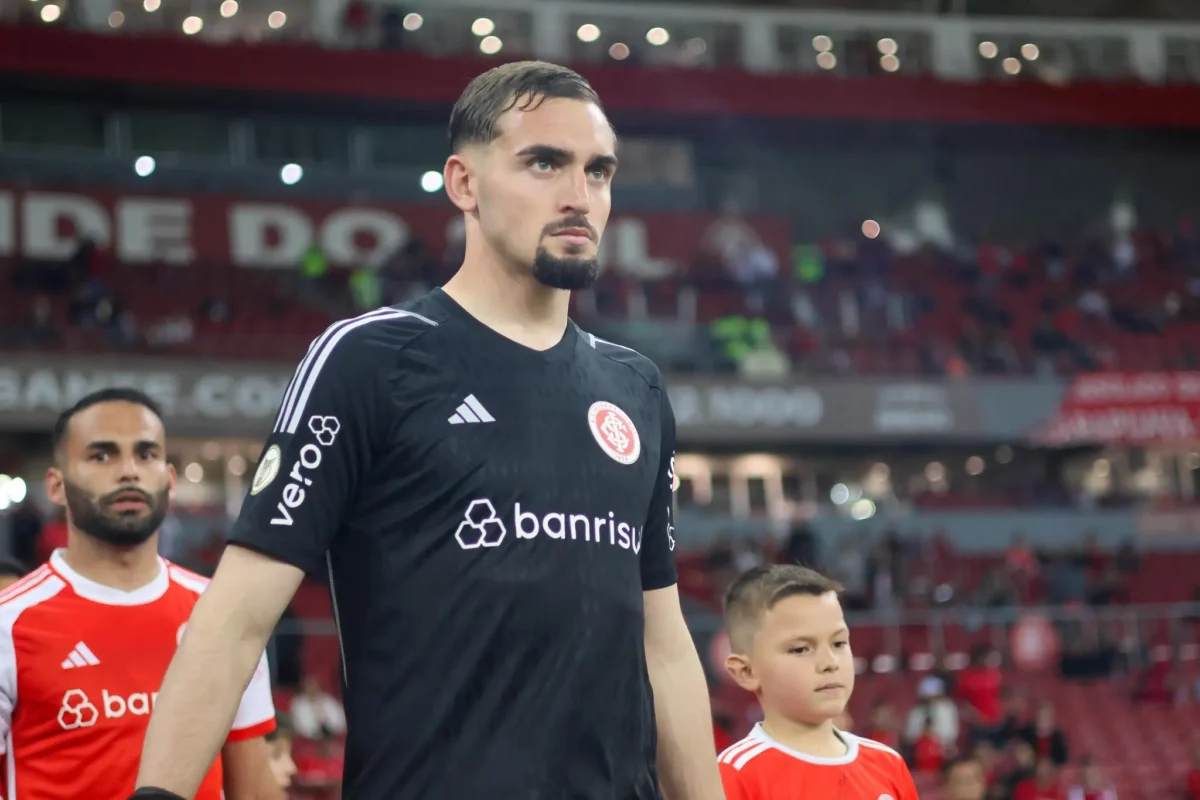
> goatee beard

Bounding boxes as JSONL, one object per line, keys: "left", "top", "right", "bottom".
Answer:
{"left": 531, "top": 246, "right": 599, "bottom": 291}
{"left": 64, "top": 481, "right": 169, "bottom": 548}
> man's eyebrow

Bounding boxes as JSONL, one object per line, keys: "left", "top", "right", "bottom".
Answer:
{"left": 515, "top": 145, "right": 619, "bottom": 170}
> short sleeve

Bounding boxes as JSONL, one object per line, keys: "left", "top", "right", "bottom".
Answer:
{"left": 640, "top": 387, "right": 678, "bottom": 591}
{"left": 894, "top": 758, "right": 920, "bottom": 800}
{"left": 227, "top": 649, "right": 275, "bottom": 742}
{"left": 718, "top": 760, "right": 752, "bottom": 800}
{"left": 228, "top": 322, "right": 386, "bottom": 575}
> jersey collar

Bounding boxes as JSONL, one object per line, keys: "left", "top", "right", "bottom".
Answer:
{"left": 749, "top": 721, "right": 860, "bottom": 765}
{"left": 49, "top": 548, "right": 170, "bottom": 606}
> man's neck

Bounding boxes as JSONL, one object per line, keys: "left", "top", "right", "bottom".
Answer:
{"left": 760, "top": 712, "right": 848, "bottom": 759}
{"left": 59, "top": 530, "right": 161, "bottom": 591}
{"left": 442, "top": 246, "right": 571, "bottom": 351}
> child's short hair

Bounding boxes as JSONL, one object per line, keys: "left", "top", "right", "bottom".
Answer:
{"left": 265, "top": 711, "right": 294, "bottom": 742}
{"left": 723, "top": 564, "right": 843, "bottom": 653}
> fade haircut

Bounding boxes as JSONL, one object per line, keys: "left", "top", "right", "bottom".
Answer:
{"left": 51, "top": 387, "right": 164, "bottom": 458}
{"left": 723, "top": 564, "right": 844, "bottom": 653}
{"left": 448, "top": 60, "right": 607, "bottom": 153}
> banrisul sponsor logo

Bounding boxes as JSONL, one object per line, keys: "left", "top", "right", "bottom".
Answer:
{"left": 453, "top": 500, "right": 643, "bottom": 552}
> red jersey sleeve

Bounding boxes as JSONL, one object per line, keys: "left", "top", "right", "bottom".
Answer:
{"left": 891, "top": 754, "right": 920, "bottom": 800}
{"left": 718, "top": 760, "right": 754, "bottom": 800}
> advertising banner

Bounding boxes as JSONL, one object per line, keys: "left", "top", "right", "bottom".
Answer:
{"left": 1030, "top": 372, "right": 1200, "bottom": 445}
{"left": 0, "top": 357, "right": 991, "bottom": 443}
{"left": 0, "top": 185, "right": 789, "bottom": 278}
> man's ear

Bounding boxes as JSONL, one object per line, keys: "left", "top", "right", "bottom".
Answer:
{"left": 45, "top": 465, "right": 66, "bottom": 508}
{"left": 444, "top": 151, "right": 479, "bottom": 214}
{"left": 724, "top": 651, "right": 760, "bottom": 694}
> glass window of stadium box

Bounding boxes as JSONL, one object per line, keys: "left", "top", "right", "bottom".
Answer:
{"left": 367, "top": 124, "right": 447, "bottom": 170}
{"left": 973, "top": 33, "right": 1132, "bottom": 83}
{"left": 127, "top": 109, "right": 232, "bottom": 158}
{"left": 775, "top": 26, "right": 932, "bottom": 77}
{"left": 253, "top": 118, "right": 352, "bottom": 168}
{"left": 0, "top": 100, "right": 107, "bottom": 151}
{"left": 1164, "top": 37, "right": 1200, "bottom": 83}
{"left": 390, "top": 7, "right": 532, "bottom": 58}
{"left": 563, "top": 15, "right": 740, "bottom": 69}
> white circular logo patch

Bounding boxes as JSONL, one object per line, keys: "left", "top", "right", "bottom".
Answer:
{"left": 587, "top": 401, "right": 641, "bottom": 465}
{"left": 250, "top": 445, "right": 282, "bottom": 495}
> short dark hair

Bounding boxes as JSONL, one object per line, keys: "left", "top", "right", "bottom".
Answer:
{"left": 448, "top": 60, "right": 605, "bottom": 152}
{"left": 0, "top": 557, "right": 27, "bottom": 580}
{"left": 265, "top": 712, "right": 294, "bottom": 742}
{"left": 52, "top": 388, "right": 165, "bottom": 456}
{"left": 723, "top": 565, "right": 844, "bottom": 653}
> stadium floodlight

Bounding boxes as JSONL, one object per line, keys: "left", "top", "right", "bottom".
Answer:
{"left": 280, "top": 163, "right": 304, "bottom": 185}
{"left": 480, "top": 36, "right": 502, "bottom": 55}
{"left": 577, "top": 24, "right": 600, "bottom": 43}
{"left": 402, "top": 13, "right": 423, "bottom": 31}
{"left": 40, "top": 4, "right": 61, "bottom": 22}
{"left": 134, "top": 156, "right": 157, "bottom": 177}
{"left": 646, "top": 27, "right": 669, "bottom": 46}
{"left": 268, "top": 11, "right": 286, "bottom": 29}
{"left": 472, "top": 17, "right": 494, "bottom": 36}
{"left": 420, "top": 171, "right": 444, "bottom": 193}
{"left": 220, "top": 0, "right": 238, "bottom": 18}
{"left": 182, "top": 15, "right": 203, "bottom": 35}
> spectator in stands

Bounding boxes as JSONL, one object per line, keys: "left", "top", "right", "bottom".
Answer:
{"left": 1066, "top": 756, "right": 1116, "bottom": 800}
{"left": 1186, "top": 740, "right": 1200, "bottom": 800}
{"left": 1018, "top": 701, "right": 1069, "bottom": 767}
{"left": 904, "top": 676, "right": 959, "bottom": 752}
{"left": 956, "top": 644, "right": 1004, "bottom": 744}
{"left": 290, "top": 675, "right": 347, "bottom": 740}
{"left": 911, "top": 718, "right": 945, "bottom": 775}
{"left": 1014, "top": 757, "right": 1065, "bottom": 800}
{"left": 940, "top": 756, "right": 987, "bottom": 800}
{"left": 294, "top": 734, "right": 343, "bottom": 799}
{"left": 864, "top": 699, "right": 900, "bottom": 749}
{"left": 7, "top": 497, "right": 42, "bottom": 568}
{"left": 265, "top": 713, "right": 298, "bottom": 791}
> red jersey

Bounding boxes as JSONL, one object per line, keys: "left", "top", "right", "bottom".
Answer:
{"left": 719, "top": 723, "right": 919, "bottom": 800}
{"left": 0, "top": 551, "right": 276, "bottom": 800}
{"left": 912, "top": 734, "right": 944, "bottom": 773}
{"left": 956, "top": 666, "right": 1003, "bottom": 724}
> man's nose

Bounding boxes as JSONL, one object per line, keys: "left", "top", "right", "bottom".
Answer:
{"left": 558, "top": 168, "right": 592, "bottom": 215}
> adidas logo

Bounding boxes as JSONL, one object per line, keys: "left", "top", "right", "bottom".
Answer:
{"left": 61, "top": 641, "right": 100, "bottom": 670}
{"left": 448, "top": 395, "right": 495, "bottom": 425}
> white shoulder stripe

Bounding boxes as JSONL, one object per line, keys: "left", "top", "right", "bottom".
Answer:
{"left": 855, "top": 735, "right": 903, "bottom": 760}
{"left": 168, "top": 566, "right": 209, "bottom": 596}
{"left": 275, "top": 308, "right": 437, "bottom": 434}
{"left": 590, "top": 334, "right": 641, "bottom": 355}
{"left": 718, "top": 737, "right": 760, "bottom": 764}
{"left": 731, "top": 742, "right": 772, "bottom": 770}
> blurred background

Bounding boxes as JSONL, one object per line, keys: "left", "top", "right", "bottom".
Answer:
{"left": 1, "top": 0, "right": 1200, "bottom": 797}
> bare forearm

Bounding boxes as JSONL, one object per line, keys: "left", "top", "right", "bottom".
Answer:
{"left": 137, "top": 597, "right": 268, "bottom": 795}
{"left": 649, "top": 647, "right": 725, "bottom": 800}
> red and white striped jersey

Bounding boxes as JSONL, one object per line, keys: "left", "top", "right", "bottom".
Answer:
{"left": 719, "top": 722, "right": 919, "bottom": 800}
{"left": 0, "top": 549, "right": 275, "bottom": 800}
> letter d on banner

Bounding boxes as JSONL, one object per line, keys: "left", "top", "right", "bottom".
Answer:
{"left": 229, "top": 203, "right": 312, "bottom": 268}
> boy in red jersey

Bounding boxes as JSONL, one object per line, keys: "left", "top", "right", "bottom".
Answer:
{"left": 717, "top": 565, "right": 918, "bottom": 800}
{"left": 0, "top": 388, "right": 279, "bottom": 800}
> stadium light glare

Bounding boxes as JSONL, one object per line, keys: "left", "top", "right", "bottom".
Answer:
{"left": 816, "top": 51, "right": 837, "bottom": 70}
{"left": 480, "top": 35, "right": 502, "bottom": 55}
{"left": 420, "top": 171, "right": 444, "bottom": 193}
{"left": 1021, "top": 42, "right": 1040, "bottom": 60}
{"left": 978, "top": 40, "right": 998, "bottom": 59}
{"left": 877, "top": 37, "right": 898, "bottom": 55}
{"left": 812, "top": 35, "right": 833, "bottom": 52}
{"left": 966, "top": 456, "right": 985, "bottom": 476}
{"left": 576, "top": 23, "right": 601, "bottom": 43}
{"left": 471, "top": 17, "right": 494, "bottom": 37}
{"left": 134, "top": 156, "right": 157, "bottom": 177}
{"left": 862, "top": 219, "right": 881, "bottom": 238}
{"left": 280, "top": 163, "right": 304, "bottom": 185}
{"left": 684, "top": 37, "right": 706, "bottom": 56}
{"left": 402, "top": 13, "right": 423, "bottom": 31}
{"left": 228, "top": 455, "right": 247, "bottom": 477}
{"left": 1002, "top": 56, "right": 1022, "bottom": 75}
{"left": 8, "top": 477, "right": 26, "bottom": 504}
{"left": 646, "top": 27, "right": 670, "bottom": 46}
{"left": 108, "top": 11, "right": 124, "bottom": 27}
{"left": 182, "top": 15, "right": 203, "bottom": 35}
{"left": 608, "top": 42, "right": 630, "bottom": 61}
{"left": 268, "top": 11, "right": 286, "bottom": 29}
{"left": 220, "top": 0, "right": 238, "bottom": 18}
{"left": 40, "top": 3, "right": 60, "bottom": 22}
{"left": 144, "top": 0, "right": 161, "bottom": 12}
{"left": 880, "top": 54, "right": 900, "bottom": 72}
{"left": 184, "top": 463, "right": 204, "bottom": 483}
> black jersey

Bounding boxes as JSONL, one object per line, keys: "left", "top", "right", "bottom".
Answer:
{"left": 230, "top": 288, "right": 678, "bottom": 800}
